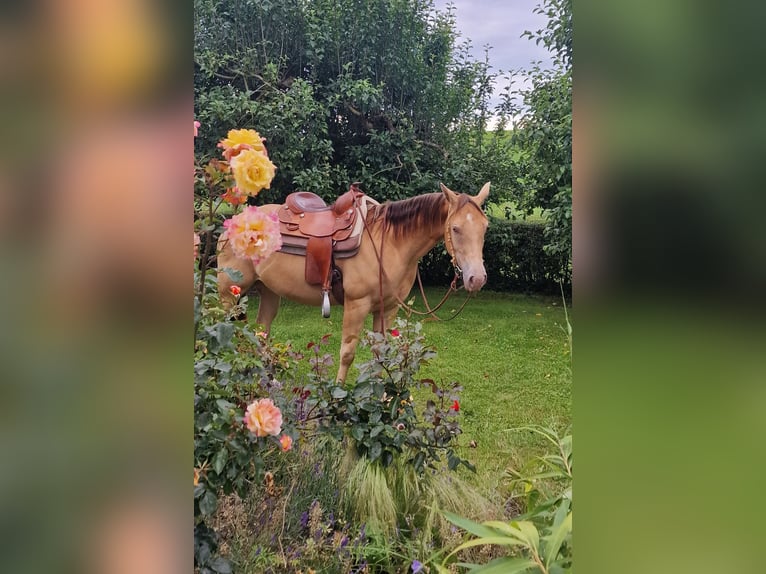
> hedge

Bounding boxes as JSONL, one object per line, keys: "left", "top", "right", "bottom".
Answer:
{"left": 419, "top": 216, "right": 571, "bottom": 295}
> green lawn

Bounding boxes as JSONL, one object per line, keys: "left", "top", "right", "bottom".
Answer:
{"left": 247, "top": 287, "right": 571, "bottom": 491}
{"left": 486, "top": 201, "right": 547, "bottom": 223}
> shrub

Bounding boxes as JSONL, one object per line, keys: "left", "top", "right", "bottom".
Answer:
{"left": 435, "top": 426, "right": 573, "bottom": 574}
{"left": 419, "top": 216, "right": 571, "bottom": 295}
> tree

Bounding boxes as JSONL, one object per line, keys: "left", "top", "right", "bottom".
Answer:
{"left": 502, "top": 0, "right": 572, "bottom": 277}
{"left": 194, "top": 0, "right": 499, "bottom": 204}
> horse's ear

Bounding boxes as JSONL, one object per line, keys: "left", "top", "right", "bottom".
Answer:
{"left": 473, "top": 182, "right": 490, "bottom": 206}
{"left": 440, "top": 183, "right": 458, "bottom": 203}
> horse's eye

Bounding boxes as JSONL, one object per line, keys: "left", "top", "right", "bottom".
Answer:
{"left": 451, "top": 225, "right": 460, "bottom": 234}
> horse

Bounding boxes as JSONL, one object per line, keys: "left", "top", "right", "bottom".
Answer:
{"left": 217, "top": 182, "right": 490, "bottom": 382}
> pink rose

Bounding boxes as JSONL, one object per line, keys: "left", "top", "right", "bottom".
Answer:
{"left": 194, "top": 120, "right": 200, "bottom": 137}
{"left": 244, "top": 398, "right": 283, "bottom": 437}
{"left": 279, "top": 435, "right": 293, "bottom": 452}
{"left": 390, "top": 329, "right": 400, "bottom": 337}
{"left": 229, "top": 285, "right": 242, "bottom": 296}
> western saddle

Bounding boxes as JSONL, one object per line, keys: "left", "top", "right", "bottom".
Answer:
{"left": 277, "top": 183, "right": 375, "bottom": 317}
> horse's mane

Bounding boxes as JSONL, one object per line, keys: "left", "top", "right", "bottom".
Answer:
{"left": 372, "top": 193, "right": 448, "bottom": 238}
{"left": 372, "top": 192, "right": 477, "bottom": 238}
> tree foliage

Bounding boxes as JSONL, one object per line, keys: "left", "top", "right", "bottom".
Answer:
{"left": 194, "top": 0, "right": 498, "bottom": 204}
{"left": 193, "top": 0, "right": 573, "bottom": 286}
{"left": 506, "top": 0, "right": 572, "bottom": 274}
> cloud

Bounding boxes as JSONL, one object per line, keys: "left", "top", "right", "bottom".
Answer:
{"left": 434, "top": 0, "right": 553, "bottom": 72}
{"left": 433, "top": 0, "right": 555, "bottom": 113}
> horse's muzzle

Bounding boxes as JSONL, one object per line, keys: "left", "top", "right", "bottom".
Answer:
{"left": 463, "top": 267, "right": 487, "bottom": 292}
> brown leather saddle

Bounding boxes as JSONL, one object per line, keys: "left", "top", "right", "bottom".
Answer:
{"left": 277, "top": 184, "right": 367, "bottom": 317}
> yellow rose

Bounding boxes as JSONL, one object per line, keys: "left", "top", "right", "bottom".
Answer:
{"left": 229, "top": 148, "right": 276, "bottom": 196}
{"left": 218, "top": 129, "right": 267, "bottom": 154}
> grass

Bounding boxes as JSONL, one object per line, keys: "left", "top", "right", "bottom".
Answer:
{"left": 486, "top": 201, "right": 547, "bottom": 223}
{"left": 248, "top": 287, "right": 572, "bottom": 494}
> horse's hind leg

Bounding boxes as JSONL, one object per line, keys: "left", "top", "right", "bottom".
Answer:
{"left": 338, "top": 298, "right": 372, "bottom": 383}
{"left": 255, "top": 284, "right": 280, "bottom": 335}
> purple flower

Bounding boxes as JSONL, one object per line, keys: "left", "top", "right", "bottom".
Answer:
{"left": 300, "top": 511, "right": 309, "bottom": 529}
{"left": 412, "top": 559, "right": 423, "bottom": 573}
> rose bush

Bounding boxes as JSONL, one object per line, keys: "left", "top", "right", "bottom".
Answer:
{"left": 194, "top": 123, "right": 475, "bottom": 573}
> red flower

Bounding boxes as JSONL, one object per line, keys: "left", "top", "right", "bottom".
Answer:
{"left": 390, "top": 329, "right": 400, "bottom": 337}
{"left": 229, "top": 285, "right": 242, "bottom": 296}
{"left": 450, "top": 400, "right": 460, "bottom": 412}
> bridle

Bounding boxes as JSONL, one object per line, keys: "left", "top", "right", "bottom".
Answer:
{"left": 362, "top": 194, "right": 487, "bottom": 330}
{"left": 442, "top": 198, "right": 487, "bottom": 275}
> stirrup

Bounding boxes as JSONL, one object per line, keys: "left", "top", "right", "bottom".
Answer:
{"left": 321, "top": 290, "right": 331, "bottom": 318}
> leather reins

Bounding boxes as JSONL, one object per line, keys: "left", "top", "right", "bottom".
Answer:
{"left": 359, "top": 194, "right": 481, "bottom": 330}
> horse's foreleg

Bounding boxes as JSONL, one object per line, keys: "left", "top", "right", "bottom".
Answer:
{"left": 217, "top": 252, "right": 256, "bottom": 314}
{"left": 218, "top": 273, "right": 255, "bottom": 316}
{"left": 338, "top": 299, "right": 371, "bottom": 383}
{"left": 372, "top": 306, "right": 399, "bottom": 333}
{"left": 255, "top": 284, "right": 280, "bottom": 335}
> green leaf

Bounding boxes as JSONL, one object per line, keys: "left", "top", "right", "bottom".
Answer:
{"left": 482, "top": 521, "right": 527, "bottom": 540}
{"left": 199, "top": 490, "right": 218, "bottom": 516}
{"left": 215, "top": 399, "right": 235, "bottom": 413}
{"left": 209, "top": 556, "right": 232, "bottom": 574}
{"left": 212, "top": 448, "right": 228, "bottom": 475}
{"left": 443, "top": 511, "right": 506, "bottom": 539}
{"left": 221, "top": 267, "right": 243, "bottom": 282}
{"left": 331, "top": 387, "right": 348, "bottom": 399}
{"left": 513, "top": 520, "right": 540, "bottom": 553}
{"left": 552, "top": 497, "right": 571, "bottom": 529}
{"left": 370, "top": 425, "right": 384, "bottom": 438}
{"left": 544, "top": 511, "right": 572, "bottom": 567}
{"left": 368, "top": 441, "right": 382, "bottom": 461}
{"left": 459, "top": 557, "right": 537, "bottom": 574}
{"left": 447, "top": 536, "right": 528, "bottom": 560}
{"left": 350, "top": 426, "right": 365, "bottom": 441}
{"left": 210, "top": 323, "right": 235, "bottom": 350}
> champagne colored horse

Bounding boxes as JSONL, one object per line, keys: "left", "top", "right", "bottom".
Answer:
{"left": 217, "top": 182, "right": 490, "bottom": 382}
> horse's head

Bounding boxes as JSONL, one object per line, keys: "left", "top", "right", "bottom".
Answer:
{"left": 440, "top": 182, "right": 490, "bottom": 292}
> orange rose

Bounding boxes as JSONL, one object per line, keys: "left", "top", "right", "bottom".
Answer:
{"left": 279, "top": 435, "right": 293, "bottom": 452}
{"left": 244, "top": 398, "right": 283, "bottom": 437}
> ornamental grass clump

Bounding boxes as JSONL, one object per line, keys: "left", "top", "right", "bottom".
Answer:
{"left": 323, "top": 319, "right": 498, "bottom": 546}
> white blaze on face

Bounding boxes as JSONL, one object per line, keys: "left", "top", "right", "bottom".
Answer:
{"left": 466, "top": 213, "right": 473, "bottom": 222}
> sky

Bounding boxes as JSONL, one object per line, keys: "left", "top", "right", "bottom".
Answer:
{"left": 432, "top": 0, "right": 553, "bottom": 71}
{"left": 431, "top": 0, "right": 554, "bottom": 117}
